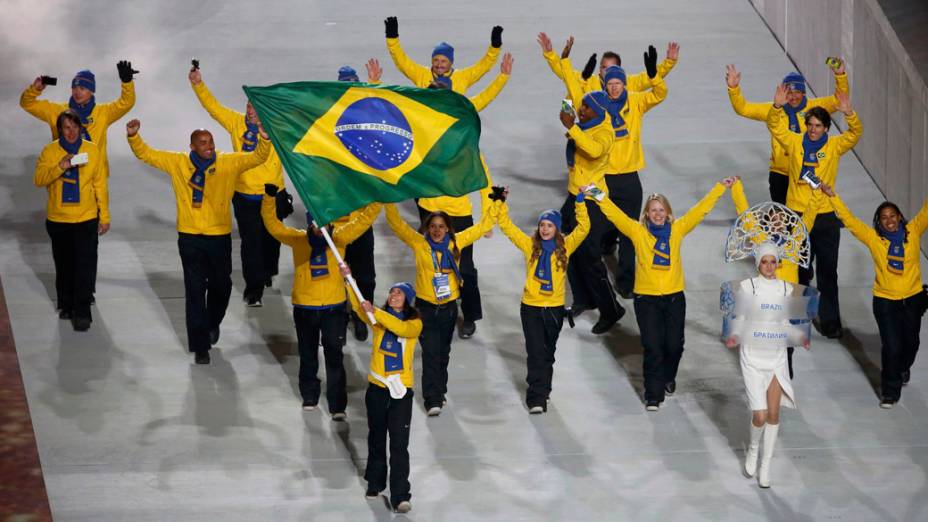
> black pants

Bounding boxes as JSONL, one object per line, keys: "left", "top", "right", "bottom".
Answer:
{"left": 416, "top": 299, "right": 458, "bottom": 408}
{"left": 798, "top": 212, "right": 842, "bottom": 330}
{"left": 561, "top": 195, "right": 623, "bottom": 318}
{"left": 46, "top": 219, "right": 97, "bottom": 320}
{"left": 769, "top": 171, "right": 788, "bottom": 205}
{"left": 603, "top": 173, "right": 643, "bottom": 295}
{"left": 345, "top": 226, "right": 376, "bottom": 301}
{"left": 365, "top": 383, "right": 413, "bottom": 506}
{"left": 232, "top": 193, "right": 281, "bottom": 301}
{"left": 177, "top": 233, "right": 232, "bottom": 353}
{"left": 520, "top": 303, "right": 565, "bottom": 407}
{"left": 417, "top": 206, "right": 482, "bottom": 322}
{"left": 873, "top": 294, "right": 925, "bottom": 400}
{"left": 634, "top": 292, "right": 686, "bottom": 402}
{"left": 294, "top": 304, "right": 348, "bottom": 412}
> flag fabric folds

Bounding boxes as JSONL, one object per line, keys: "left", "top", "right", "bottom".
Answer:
{"left": 243, "top": 82, "right": 485, "bottom": 225}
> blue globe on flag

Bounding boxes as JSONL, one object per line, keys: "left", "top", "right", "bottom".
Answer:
{"left": 335, "top": 98, "right": 414, "bottom": 170}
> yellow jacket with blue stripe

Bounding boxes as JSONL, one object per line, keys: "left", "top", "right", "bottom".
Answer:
{"left": 262, "top": 196, "right": 380, "bottom": 307}
{"left": 21, "top": 81, "right": 136, "bottom": 179}
{"left": 730, "top": 178, "right": 819, "bottom": 283}
{"left": 347, "top": 288, "right": 423, "bottom": 388}
{"left": 599, "top": 183, "right": 727, "bottom": 295}
{"left": 497, "top": 200, "right": 590, "bottom": 307}
{"left": 766, "top": 108, "right": 862, "bottom": 216}
{"left": 191, "top": 81, "right": 284, "bottom": 195}
{"left": 565, "top": 118, "right": 614, "bottom": 196}
{"left": 829, "top": 194, "right": 928, "bottom": 300}
{"left": 542, "top": 50, "right": 676, "bottom": 93}
{"left": 385, "top": 201, "right": 498, "bottom": 304}
{"left": 386, "top": 37, "right": 500, "bottom": 94}
{"left": 728, "top": 73, "right": 849, "bottom": 176}
{"left": 562, "top": 57, "right": 667, "bottom": 174}
{"left": 34, "top": 139, "right": 109, "bottom": 224}
{"left": 128, "top": 133, "right": 270, "bottom": 235}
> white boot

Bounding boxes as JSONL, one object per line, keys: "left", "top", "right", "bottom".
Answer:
{"left": 758, "top": 423, "right": 779, "bottom": 488}
{"left": 744, "top": 423, "right": 764, "bottom": 477}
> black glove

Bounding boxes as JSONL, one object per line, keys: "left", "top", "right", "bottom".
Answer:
{"left": 276, "top": 188, "right": 294, "bottom": 219}
{"left": 385, "top": 16, "right": 398, "bottom": 38}
{"left": 581, "top": 54, "right": 598, "bottom": 80}
{"left": 488, "top": 185, "right": 507, "bottom": 202}
{"left": 644, "top": 45, "right": 657, "bottom": 79}
{"left": 264, "top": 183, "right": 278, "bottom": 197}
{"left": 491, "top": 26, "right": 503, "bottom": 48}
{"left": 117, "top": 60, "right": 139, "bottom": 83}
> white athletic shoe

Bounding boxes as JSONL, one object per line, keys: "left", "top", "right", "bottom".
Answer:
{"left": 331, "top": 412, "right": 347, "bottom": 421}
{"left": 528, "top": 405, "right": 544, "bottom": 414}
{"left": 427, "top": 406, "right": 442, "bottom": 417}
{"left": 394, "top": 500, "right": 412, "bottom": 513}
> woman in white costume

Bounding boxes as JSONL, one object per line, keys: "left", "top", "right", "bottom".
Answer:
{"left": 725, "top": 242, "right": 808, "bottom": 488}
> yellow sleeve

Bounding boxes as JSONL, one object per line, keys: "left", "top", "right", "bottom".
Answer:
{"left": 834, "top": 112, "right": 862, "bottom": 155}
{"left": 676, "top": 183, "right": 727, "bottom": 236}
{"left": 809, "top": 73, "right": 849, "bottom": 113}
{"left": 453, "top": 45, "right": 501, "bottom": 89}
{"left": 657, "top": 58, "right": 676, "bottom": 78}
{"left": 908, "top": 198, "right": 928, "bottom": 235}
{"left": 385, "top": 203, "right": 425, "bottom": 248}
{"left": 98, "top": 81, "right": 136, "bottom": 125}
{"left": 19, "top": 85, "right": 61, "bottom": 125}
{"left": 469, "top": 72, "right": 509, "bottom": 112}
{"left": 454, "top": 200, "right": 496, "bottom": 247}
{"left": 219, "top": 137, "right": 271, "bottom": 173}
{"left": 128, "top": 134, "right": 186, "bottom": 175}
{"left": 597, "top": 196, "right": 642, "bottom": 240}
{"left": 496, "top": 203, "right": 533, "bottom": 255}
{"left": 731, "top": 178, "right": 749, "bottom": 215}
{"left": 637, "top": 75, "right": 667, "bottom": 113}
{"left": 386, "top": 38, "right": 432, "bottom": 87}
{"left": 261, "top": 195, "right": 305, "bottom": 246}
{"left": 373, "top": 308, "right": 424, "bottom": 338}
{"left": 346, "top": 282, "right": 366, "bottom": 321}
{"left": 728, "top": 86, "right": 772, "bottom": 121}
{"left": 566, "top": 124, "right": 609, "bottom": 159}
{"left": 565, "top": 199, "right": 591, "bottom": 255}
{"left": 542, "top": 49, "right": 565, "bottom": 80}
{"left": 766, "top": 106, "right": 796, "bottom": 149}
{"left": 34, "top": 145, "right": 65, "bottom": 187}
{"left": 332, "top": 203, "right": 382, "bottom": 246}
{"left": 191, "top": 81, "right": 241, "bottom": 133}
{"left": 560, "top": 57, "right": 585, "bottom": 108}
{"left": 92, "top": 154, "right": 110, "bottom": 224}
{"left": 828, "top": 194, "right": 879, "bottom": 245}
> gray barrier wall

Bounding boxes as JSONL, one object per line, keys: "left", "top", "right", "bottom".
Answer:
{"left": 751, "top": 0, "right": 928, "bottom": 250}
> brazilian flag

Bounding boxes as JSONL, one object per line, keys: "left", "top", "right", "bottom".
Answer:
{"left": 243, "top": 82, "right": 485, "bottom": 225}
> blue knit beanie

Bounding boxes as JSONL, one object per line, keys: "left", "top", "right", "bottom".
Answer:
{"left": 603, "top": 65, "right": 627, "bottom": 85}
{"left": 432, "top": 42, "right": 455, "bottom": 63}
{"left": 72, "top": 70, "right": 96, "bottom": 92}
{"left": 391, "top": 281, "right": 416, "bottom": 306}
{"left": 337, "top": 66, "right": 359, "bottom": 82}
{"left": 538, "top": 209, "right": 562, "bottom": 231}
{"left": 782, "top": 72, "right": 806, "bottom": 93}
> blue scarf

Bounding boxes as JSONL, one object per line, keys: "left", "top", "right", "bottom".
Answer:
{"left": 605, "top": 90, "right": 629, "bottom": 139}
{"left": 881, "top": 227, "right": 905, "bottom": 275}
{"left": 534, "top": 239, "right": 556, "bottom": 295}
{"left": 800, "top": 132, "right": 828, "bottom": 182}
{"left": 308, "top": 231, "right": 330, "bottom": 278}
{"left": 647, "top": 222, "right": 672, "bottom": 270}
{"left": 68, "top": 96, "right": 94, "bottom": 140}
{"left": 59, "top": 137, "right": 83, "bottom": 206}
{"left": 379, "top": 307, "right": 406, "bottom": 372}
{"left": 187, "top": 152, "right": 215, "bottom": 208}
{"left": 241, "top": 118, "right": 259, "bottom": 152}
{"left": 426, "top": 235, "right": 462, "bottom": 281}
{"left": 782, "top": 97, "right": 807, "bottom": 134}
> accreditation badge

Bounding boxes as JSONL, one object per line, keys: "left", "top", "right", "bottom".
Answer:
{"left": 433, "top": 272, "right": 451, "bottom": 300}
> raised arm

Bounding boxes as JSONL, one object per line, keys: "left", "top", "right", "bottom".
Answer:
{"left": 126, "top": 120, "right": 187, "bottom": 175}
{"left": 823, "top": 190, "right": 878, "bottom": 245}
{"left": 384, "top": 19, "right": 432, "bottom": 88}
{"left": 332, "top": 203, "right": 382, "bottom": 246}
{"left": 219, "top": 136, "right": 271, "bottom": 174}
{"left": 765, "top": 90, "right": 798, "bottom": 151}
{"left": 597, "top": 195, "right": 643, "bottom": 239}
{"left": 384, "top": 203, "right": 425, "bottom": 248}
{"left": 189, "top": 71, "right": 241, "bottom": 133}
{"left": 455, "top": 200, "right": 500, "bottom": 247}
{"left": 469, "top": 53, "right": 511, "bottom": 112}
{"left": 833, "top": 93, "right": 862, "bottom": 154}
{"left": 809, "top": 62, "right": 850, "bottom": 113}
{"left": 637, "top": 74, "right": 667, "bottom": 114}
{"left": 726, "top": 65, "right": 772, "bottom": 121}
{"left": 675, "top": 182, "right": 728, "bottom": 236}
{"left": 564, "top": 195, "right": 591, "bottom": 255}
{"left": 374, "top": 308, "right": 423, "bottom": 338}
{"left": 538, "top": 31, "right": 566, "bottom": 80}
{"left": 560, "top": 57, "right": 586, "bottom": 108}
{"left": 260, "top": 190, "right": 306, "bottom": 246}
{"left": 452, "top": 26, "right": 503, "bottom": 89}
{"left": 19, "top": 79, "right": 62, "bottom": 125}
{"left": 495, "top": 202, "right": 533, "bottom": 256}
{"left": 98, "top": 61, "right": 138, "bottom": 124}
{"left": 730, "top": 177, "right": 749, "bottom": 215}
{"left": 908, "top": 198, "right": 928, "bottom": 236}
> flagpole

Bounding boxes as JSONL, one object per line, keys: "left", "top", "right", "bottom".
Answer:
{"left": 315, "top": 222, "right": 377, "bottom": 325}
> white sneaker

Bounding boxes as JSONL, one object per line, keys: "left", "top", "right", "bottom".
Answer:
{"left": 427, "top": 406, "right": 442, "bottom": 417}
{"left": 302, "top": 401, "right": 317, "bottom": 411}
{"left": 394, "top": 500, "right": 412, "bottom": 513}
{"left": 331, "top": 412, "right": 347, "bottom": 421}
{"left": 528, "top": 405, "right": 544, "bottom": 414}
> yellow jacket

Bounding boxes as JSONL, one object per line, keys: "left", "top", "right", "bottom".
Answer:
{"left": 562, "top": 57, "right": 667, "bottom": 174}
{"left": 262, "top": 196, "right": 380, "bottom": 307}
{"left": 565, "top": 119, "right": 614, "bottom": 195}
{"left": 419, "top": 155, "right": 494, "bottom": 217}
{"left": 599, "top": 183, "right": 727, "bottom": 295}
{"left": 497, "top": 200, "right": 590, "bottom": 306}
{"left": 128, "top": 133, "right": 270, "bottom": 235}
{"left": 347, "top": 288, "right": 423, "bottom": 388}
{"left": 542, "top": 50, "right": 676, "bottom": 93}
{"left": 34, "top": 139, "right": 109, "bottom": 224}
{"left": 728, "top": 73, "right": 848, "bottom": 176}
{"left": 385, "top": 201, "right": 497, "bottom": 304}
{"left": 767, "top": 107, "right": 862, "bottom": 216}
{"left": 20, "top": 81, "right": 136, "bottom": 178}
{"left": 386, "top": 37, "right": 499, "bottom": 94}
{"left": 191, "top": 81, "right": 284, "bottom": 194}
{"left": 829, "top": 194, "right": 928, "bottom": 300}
{"left": 730, "top": 178, "right": 819, "bottom": 283}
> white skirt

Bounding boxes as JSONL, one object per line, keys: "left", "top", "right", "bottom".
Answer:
{"left": 739, "top": 343, "right": 796, "bottom": 411}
